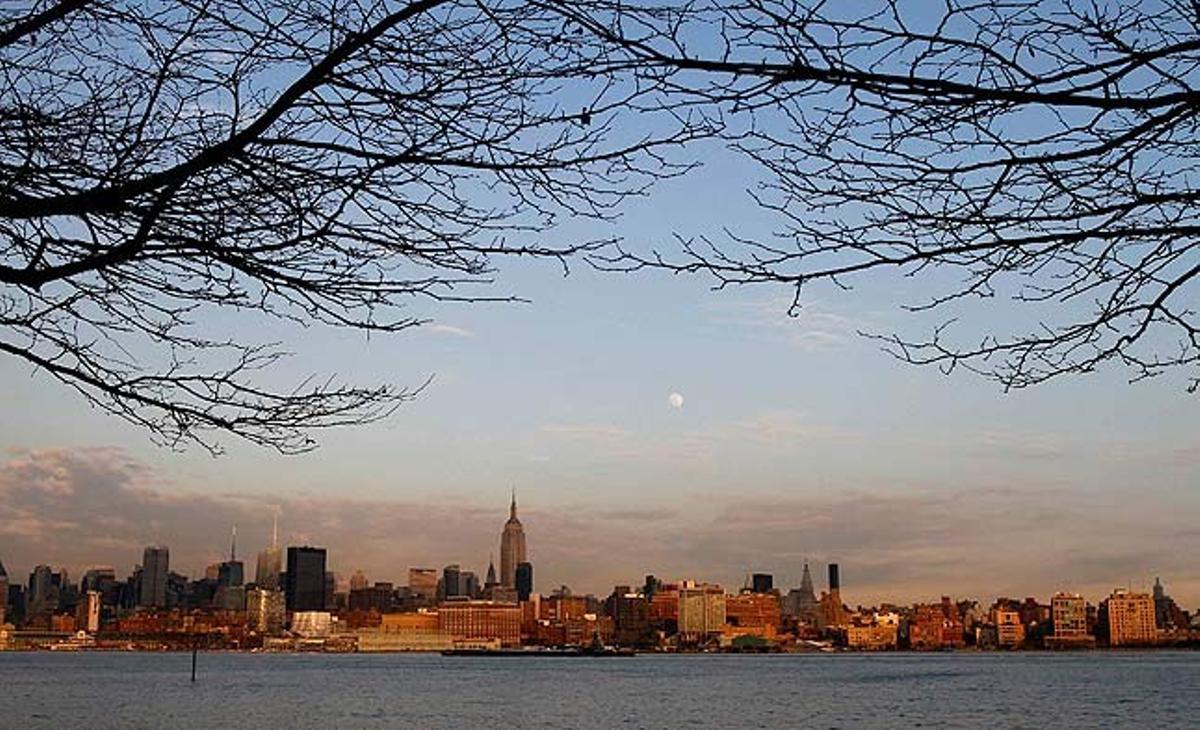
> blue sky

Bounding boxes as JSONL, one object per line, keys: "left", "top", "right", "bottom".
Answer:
{"left": 1, "top": 0, "right": 1198, "bottom": 608}
{"left": 2, "top": 137, "right": 1196, "bottom": 607}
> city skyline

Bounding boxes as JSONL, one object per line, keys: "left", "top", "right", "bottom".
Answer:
{"left": 0, "top": 464, "right": 1193, "bottom": 609}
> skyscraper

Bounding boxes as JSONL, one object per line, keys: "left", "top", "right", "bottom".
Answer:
{"left": 499, "top": 491, "right": 527, "bottom": 589}
{"left": 218, "top": 526, "right": 244, "bottom": 587}
{"left": 0, "top": 558, "right": 8, "bottom": 626}
{"left": 442, "top": 564, "right": 463, "bottom": 599}
{"left": 285, "top": 546, "right": 327, "bottom": 612}
{"left": 255, "top": 512, "right": 283, "bottom": 590}
{"left": 515, "top": 562, "right": 533, "bottom": 602}
{"left": 139, "top": 546, "right": 169, "bottom": 608}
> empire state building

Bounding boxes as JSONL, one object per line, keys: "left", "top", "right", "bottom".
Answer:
{"left": 499, "top": 492, "right": 527, "bottom": 589}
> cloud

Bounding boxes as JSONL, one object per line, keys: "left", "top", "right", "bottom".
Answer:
{"left": 703, "top": 296, "right": 866, "bottom": 352}
{"left": 540, "top": 424, "right": 632, "bottom": 441}
{"left": 426, "top": 323, "right": 475, "bottom": 338}
{"left": 729, "top": 411, "right": 863, "bottom": 446}
{"left": 1, "top": 448, "right": 1196, "bottom": 607}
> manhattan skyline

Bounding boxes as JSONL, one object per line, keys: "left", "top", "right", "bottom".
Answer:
{"left": 1, "top": 2, "right": 1197, "bottom": 609}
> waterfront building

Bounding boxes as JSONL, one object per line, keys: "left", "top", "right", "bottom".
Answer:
{"left": 285, "top": 546, "right": 327, "bottom": 612}
{"left": 1106, "top": 589, "right": 1157, "bottom": 646}
{"left": 909, "top": 597, "right": 966, "bottom": 650}
{"left": 677, "top": 582, "right": 725, "bottom": 640}
{"left": 291, "top": 610, "right": 334, "bottom": 637}
{"left": 247, "top": 588, "right": 286, "bottom": 635}
{"left": 649, "top": 583, "right": 680, "bottom": 627}
{"left": 139, "top": 546, "right": 169, "bottom": 608}
{"left": 361, "top": 611, "right": 449, "bottom": 651}
{"left": 995, "top": 608, "right": 1025, "bottom": 647}
{"left": 515, "top": 562, "right": 533, "bottom": 602}
{"left": 846, "top": 612, "right": 900, "bottom": 650}
{"left": 438, "top": 600, "right": 521, "bottom": 646}
{"left": 609, "top": 587, "right": 652, "bottom": 647}
{"left": 1046, "top": 592, "right": 1094, "bottom": 648}
{"left": 499, "top": 492, "right": 528, "bottom": 589}
{"left": 725, "top": 592, "right": 782, "bottom": 637}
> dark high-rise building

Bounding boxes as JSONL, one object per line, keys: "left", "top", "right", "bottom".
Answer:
{"left": 324, "top": 571, "right": 336, "bottom": 611}
{"left": 442, "top": 564, "right": 463, "bottom": 599}
{"left": 515, "top": 562, "right": 533, "bottom": 602}
{"left": 0, "top": 558, "right": 8, "bottom": 626}
{"left": 139, "top": 546, "right": 169, "bottom": 608}
{"left": 285, "top": 546, "right": 327, "bottom": 612}
{"left": 751, "top": 573, "right": 773, "bottom": 594}
{"left": 27, "top": 564, "right": 56, "bottom": 615}
{"left": 461, "top": 571, "right": 479, "bottom": 599}
{"left": 610, "top": 586, "right": 651, "bottom": 647}
{"left": 7, "top": 583, "right": 25, "bottom": 625}
{"left": 828, "top": 563, "right": 840, "bottom": 592}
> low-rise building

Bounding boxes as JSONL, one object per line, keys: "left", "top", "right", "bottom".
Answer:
{"left": 846, "top": 613, "right": 899, "bottom": 650}
{"left": 725, "top": 592, "right": 781, "bottom": 638}
{"left": 995, "top": 609, "right": 1026, "bottom": 648}
{"left": 438, "top": 600, "right": 521, "bottom": 647}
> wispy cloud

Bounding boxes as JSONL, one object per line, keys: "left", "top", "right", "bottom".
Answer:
{"left": 426, "top": 323, "right": 475, "bottom": 338}
{"left": 703, "top": 296, "right": 867, "bottom": 352}
{"left": 540, "top": 424, "right": 633, "bottom": 441}
{"left": 729, "top": 411, "right": 863, "bottom": 446}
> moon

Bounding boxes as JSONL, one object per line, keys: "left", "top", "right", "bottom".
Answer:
{"left": 668, "top": 392, "right": 685, "bottom": 409}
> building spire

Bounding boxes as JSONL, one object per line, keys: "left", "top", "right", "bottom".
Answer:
{"left": 230, "top": 524, "right": 237, "bottom": 561}
{"left": 272, "top": 509, "right": 279, "bottom": 550}
{"left": 510, "top": 488, "right": 517, "bottom": 520}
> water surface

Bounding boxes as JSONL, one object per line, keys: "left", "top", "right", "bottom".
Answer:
{"left": 1, "top": 651, "right": 1196, "bottom": 728}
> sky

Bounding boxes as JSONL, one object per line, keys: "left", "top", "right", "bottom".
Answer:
{"left": 1, "top": 5, "right": 1198, "bottom": 609}
{"left": 2, "top": 139, "right": 1197, "bottom": 608}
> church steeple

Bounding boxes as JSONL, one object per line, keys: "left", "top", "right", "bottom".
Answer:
{"left": 486, "top": 555, "right": 498, "bottom": 587}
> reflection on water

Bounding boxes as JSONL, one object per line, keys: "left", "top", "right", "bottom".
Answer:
{"left": 1, "top": 652, "right": 1197, "bottom": 728}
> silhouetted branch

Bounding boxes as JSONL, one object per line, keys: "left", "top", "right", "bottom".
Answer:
{"left": 0, "top": 0, "right": 713, "bottom": 452}
{"left": 589, "top": 0, "right": 1200, "bottom": 392}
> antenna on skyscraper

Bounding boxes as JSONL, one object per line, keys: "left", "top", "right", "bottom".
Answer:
{"left": 272, "top": 508, "right": 279, "bottom": 550}
{"left": 230, "top": 525, "right": 237, "bottom": 561}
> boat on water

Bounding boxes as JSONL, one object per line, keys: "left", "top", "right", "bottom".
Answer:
{"left": 441, "top": 646, "right": 635, "bottom": 658}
